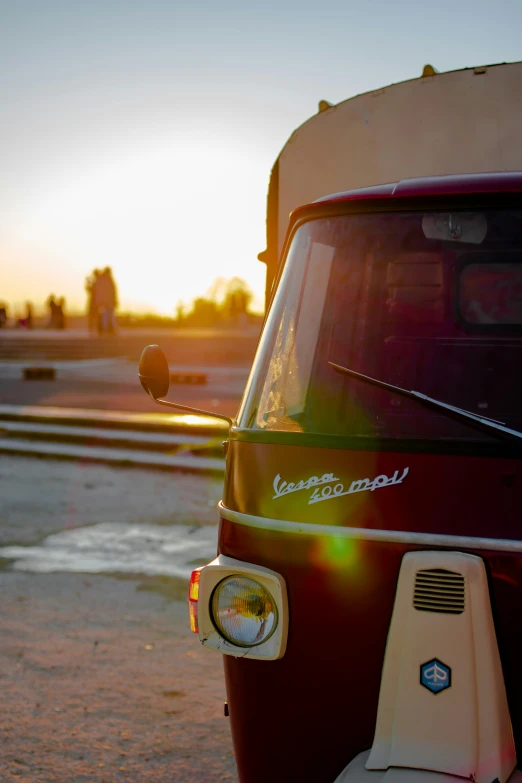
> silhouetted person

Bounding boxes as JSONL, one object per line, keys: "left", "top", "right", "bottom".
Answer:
{"left": 57, "top": 298, "right": 66, "bottom": 329}
{"left": 86, "top": 269, "right": 101, "bottom": 333}
{"left": 47, "top": 295, "right": 65, "bottom": 329}
{"left": 17, "top": 302, "right": 33, "bottom": 329}
{"left": 47, "top": 295, "right": 58, "bottom": 328}
{"left": 96, "top": 267, "right": 118, "bottom": 333}
{"left": 0, "top": 302, "right": 7, "bottom": 328}
{"left": 25, "top": 302, "right": 33, "bottom": 329}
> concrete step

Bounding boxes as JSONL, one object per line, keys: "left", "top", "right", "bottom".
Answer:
{"left": 0, "top": 360, "right": 249, "bottom": 399}
{"left": 0, "top": 404, "right": 228, "bottom": 472}
{"left": 0, "top": 327, "right": 260, "bottom": 362}
{"left": 0, "top": 404, "right": 228, "bottom": 436}
{"left": 0, "top": 437, "right": 226, "bottom": 473}
{"left": 0, "top": 420, "right": 225, "bottom": 456}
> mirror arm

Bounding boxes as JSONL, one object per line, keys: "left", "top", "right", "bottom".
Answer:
{"left": 152, "top": 396, "right": 234, "bottom": 427}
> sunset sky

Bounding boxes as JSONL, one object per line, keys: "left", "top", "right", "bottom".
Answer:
{"left": 1, "top": 0, "right": 521, "bottom": 316}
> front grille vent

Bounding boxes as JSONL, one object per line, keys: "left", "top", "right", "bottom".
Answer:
{"left": 413, "top": 568, "right": 465, "bottom": 614}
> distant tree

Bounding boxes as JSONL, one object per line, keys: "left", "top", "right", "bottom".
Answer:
{"left": 181, "top": 297, "right": 221, "bottom": 328}
{"left": 174, "top": 277, "right": 254, "bottom": 328}
{"left": 175, "top": 300, "right": 185, "bottom": 325}
{"left": 222, "top": 278, "right": 253, "bottom": 325}
{"left": 205, "top": 277, "right": 229, "bottom": 304}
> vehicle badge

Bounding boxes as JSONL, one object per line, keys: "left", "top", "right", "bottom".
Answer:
{"left": 420, "top": 659, "right": 451, "bottom": 694}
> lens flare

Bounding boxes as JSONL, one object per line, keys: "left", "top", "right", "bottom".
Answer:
{"left": 312, "top": 535, "right": 360, "bottom": 573}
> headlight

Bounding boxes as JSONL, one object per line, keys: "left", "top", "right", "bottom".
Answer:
{"left": 210, "top": 575, "right": 278, "bottom": 648}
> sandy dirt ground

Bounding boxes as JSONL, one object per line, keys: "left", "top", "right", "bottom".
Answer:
{"left": 0, "top": 457, "right": 238, "bottom": 783}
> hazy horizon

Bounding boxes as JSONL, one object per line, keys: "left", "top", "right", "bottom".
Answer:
{"left": 1, "top": 0, "right": 521, "bottom": 317}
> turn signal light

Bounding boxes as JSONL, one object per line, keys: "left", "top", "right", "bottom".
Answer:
{"left": 188, "top": 568, "right": 202, "bottom": 634}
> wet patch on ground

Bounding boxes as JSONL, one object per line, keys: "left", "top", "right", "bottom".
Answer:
{"left": 0, "top": 522, "right": 218, "bottom": 578}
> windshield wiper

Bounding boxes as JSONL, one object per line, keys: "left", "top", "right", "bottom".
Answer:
{"left": 329, "top": 361, "right": 522, "bottom": 444}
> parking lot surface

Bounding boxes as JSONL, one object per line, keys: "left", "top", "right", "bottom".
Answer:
{"left": 0, "top": 456, "right": 237, "bottom": 782}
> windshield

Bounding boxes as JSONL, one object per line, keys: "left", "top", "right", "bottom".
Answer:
{"left": 239, "top": 208, "right": 522, "bottom": 445}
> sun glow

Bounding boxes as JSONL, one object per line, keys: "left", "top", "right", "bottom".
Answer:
{"left": 2, "top": 137, "right": 269, "bottom": 315}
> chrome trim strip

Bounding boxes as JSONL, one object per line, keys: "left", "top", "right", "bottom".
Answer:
{"left": 218, "top": 502, "right": 522, "bottom": 553}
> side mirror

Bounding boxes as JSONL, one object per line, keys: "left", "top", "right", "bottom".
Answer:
{"left": 138, "top": 344, "right": 170, "bottom": 400}
{"left": 138, "top": 344, "right": 233, "bottom": 427}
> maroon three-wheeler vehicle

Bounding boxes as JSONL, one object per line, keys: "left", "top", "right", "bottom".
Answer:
{"left": 141, "top": 172, "right": 522, "bottom": 783}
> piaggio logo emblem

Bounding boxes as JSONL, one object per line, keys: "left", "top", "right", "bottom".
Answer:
{"left": 420, "top": 659, "right": 451, "bottom": 694}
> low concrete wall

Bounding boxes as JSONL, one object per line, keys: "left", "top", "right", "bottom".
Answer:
{"left": 0, "top": 327, "right": 261, "bottom": 364}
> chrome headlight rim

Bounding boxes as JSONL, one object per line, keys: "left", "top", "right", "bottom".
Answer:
{"left": 209, "top": 573, "right": 279, "bottom": 649}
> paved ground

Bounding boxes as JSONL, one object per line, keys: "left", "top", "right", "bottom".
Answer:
{"left": 0, "top": 455, "right": 224, "bottom": 546}
{"left": 0, "top": 456, "right": 237, "bottom": 782}
{"left": 0, "top": 360, "right": 248, "bottom": 417}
